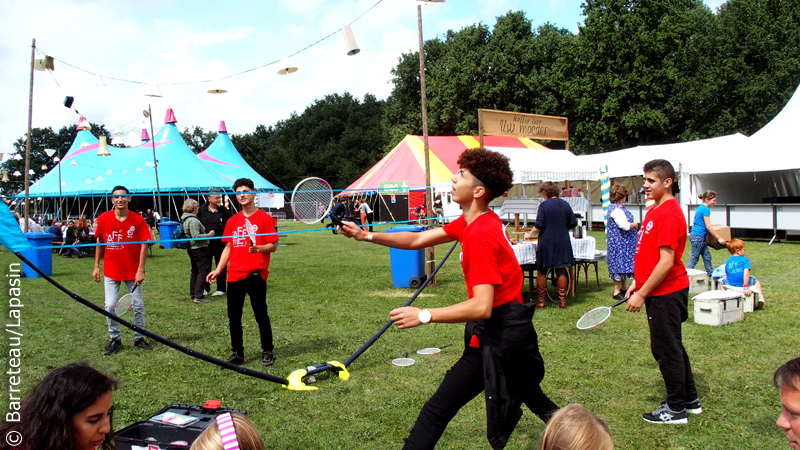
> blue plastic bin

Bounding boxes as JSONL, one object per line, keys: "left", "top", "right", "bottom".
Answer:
{"left": 21, "top": 232, "right": 55, "bottom": 278}
{"left": 384, "top": 225, "right": 428, "bottom": 288}
{"left": 158, "top": 221, "right": 180, "bottom": 249}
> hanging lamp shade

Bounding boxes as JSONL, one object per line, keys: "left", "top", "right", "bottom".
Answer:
{"left": 28, "top": 169, "right": 35, "bottom": 175}
{"left": 44, "top": 148, "right": 56, "bottom": 157}
{"left": 111, "top": 135, "right": 124, "bottom": 145}
{"left": 70, "top": 160, "right": 77, "bottom": 166}
{"left": 125, "top": 130, "right": 139, "bottom": 146}
{"left": 80, "top": 141, "right": 89, "bottom": 149}
{"left": 342, "top": 25, "right": 360, "bottom": 56}
{"left": 143, "top": 84, "right": 163, "bottom": 97}
{"left": 33, "top": 55, "right": 54, "bottom": 71}
{"left": 277, "top": 57, "right": 298, "bottom": 75}
{"left": 13, "top": 154, "right": 22, "bottom": 161}
{"left": 40, "top": 164, "right": 48, "bottom": 170}
{"left": 207, "top": 80, "right": 228, "bottom": 94}
{"left": 53, "top": 156, "right": 60, "bottom": 162}
{"left": 1, "top": 170, "right": 9, "bottom": 183}
{"left": 97, "top": 136, "right": 111, "bottom": 156}
{"left": 106, "top": 170, "right": 112, "bottom": 174}
{"left": 12, "top": 171, "right": 22, "bottom": 176}
{"left": 77, "top": 117, "right": 91, "bottom": 130}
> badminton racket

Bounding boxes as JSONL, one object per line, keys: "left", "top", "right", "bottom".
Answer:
{"left": 291, "top": 177, "right": 334, "bottom": 225}
{"left": 391, "top": 352, "right": 416, "bottom": 367}
{"left": 115, "top": 284, "right": 139, "bottom": 316}
{"left": 576, "top": 297, "right": 628, "bottom": 330}
{"left": 244, "top": 218, "right": 257, "bottom": 246}
{"left": 328, "top": 213, "right": 346, "bottom": 228}
{"left": 417, "top": 344, "right": 452, "bottom": 355}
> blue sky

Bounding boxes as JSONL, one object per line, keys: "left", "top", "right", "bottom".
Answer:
{"left": 0, "top": 0, "right": 727, "bottom": 158}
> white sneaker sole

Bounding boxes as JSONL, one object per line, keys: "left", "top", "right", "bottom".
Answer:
{"left": 642, "top": 416, "right": 688, "bottom": 424}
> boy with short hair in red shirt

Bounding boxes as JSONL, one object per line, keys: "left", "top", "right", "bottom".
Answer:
{"left": 207, "top": 178, "right": 278, "bottom": 367}
{"left": 340, "top": 148, "right": 558, "bottom": 449}
{"left": 92, "top": 185, "right": 152, "bottom": 355}
{"left": 625, "top": 159, "right": 700, "bottom": 424}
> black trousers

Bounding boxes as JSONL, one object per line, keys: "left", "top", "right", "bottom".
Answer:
{"left": 227, "top": 273, "right": 274, "bottom": 354}
{"left": 402, "top": 346, "right": 558, "bottom": 450}
{"left": 188, "top": 247, "right": 212, "bottom": 299}
{"left": 203, "top": 239, "right": 227, "bottom": 293}
{"left": 645, "top": 287, "right": 698, "bottom": 410}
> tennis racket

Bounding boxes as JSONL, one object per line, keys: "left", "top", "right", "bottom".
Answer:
{"left": 391, "top": 352, "right": 416, "bottom": 367}
{"left": 291, "top": 177, "right": 334, "bottom": 225}
{"left": 576, "top": 297, "right": 628, "bottom": 330}
{"left": 244, "top": 218, "right": 257, "bottom": 246}
{"left": 417, "top": 344, "right": 452, "bottom": 355}
{"left": 115, "top": 284, "right": 139, "bottom": 316}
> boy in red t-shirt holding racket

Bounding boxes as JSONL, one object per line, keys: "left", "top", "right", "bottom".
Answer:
{"left": 93, "top": 185, "right": 152, "bottom": 355}
{"left": 207, "top": 178, "right": 278, "bottom": 367}
{"left": 340, "top": 148, "right": 558, "bottom": 449}
{"left": 625, "top": 159, "right": 700, "bottom": 424}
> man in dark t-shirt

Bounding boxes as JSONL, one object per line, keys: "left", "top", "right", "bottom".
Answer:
{"left": 197, "top": 189, "right": 232, "bottom": 296}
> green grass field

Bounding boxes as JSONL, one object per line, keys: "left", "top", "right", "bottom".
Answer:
{"left": 1, "top": 225, "right": 798, "bottom": 449}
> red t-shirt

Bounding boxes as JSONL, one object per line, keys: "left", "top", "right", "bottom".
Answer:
{"left": 95, "top": 210, "right": 149, "bottom": 281}
{"left": 443, "top": 211, "right": 523, "bottom": 306}
{"left": 222, "top": 209, "right": 278, "bottom": 282}
{"left": 634, "top": 198, "right": 689, "bottom": 296}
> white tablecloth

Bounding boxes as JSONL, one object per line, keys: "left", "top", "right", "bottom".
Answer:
{"left": 512, "top": 236, "right": 596, "bottom": 265}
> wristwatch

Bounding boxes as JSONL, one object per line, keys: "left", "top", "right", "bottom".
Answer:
{"left": 418, "top": 308, "right": 432, "bottom": 324}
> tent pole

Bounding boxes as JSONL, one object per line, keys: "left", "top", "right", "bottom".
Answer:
{"left": 418, "top": 4, "right": 435, "bottom": 283}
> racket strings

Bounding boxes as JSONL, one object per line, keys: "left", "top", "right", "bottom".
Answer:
{"left": 292, "top": 179, "right": 333, "bottom": 223}
{"left": 577, "top": 307, "right": 611, "bottom": 329}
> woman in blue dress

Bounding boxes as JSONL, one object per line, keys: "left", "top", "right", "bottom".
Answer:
{"left": 529, "top": 182, "right": 577, "bottom": 308}
{"left": 606, "top": 185, "right": 639, "bottom": 301}
{"left": 688, "top": 190, "right": 726, "bottom": 275}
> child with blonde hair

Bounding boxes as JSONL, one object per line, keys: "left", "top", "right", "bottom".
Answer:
{"left": 190, "top": 413, "right": 265, "bottom": 450}
{"left": 539, "top": 404, "right": 614, "bottom": 450}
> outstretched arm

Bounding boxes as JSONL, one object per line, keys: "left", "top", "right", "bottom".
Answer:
{"left": 339, "top": 220, "right": 453, "bottom": 249}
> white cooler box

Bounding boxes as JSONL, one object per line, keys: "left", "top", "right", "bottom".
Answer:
{"left": 686, "top": 269, "right": 710, "bottom": 294}
{"left": 692, "top": 290, "right": 744, "bottom": 326}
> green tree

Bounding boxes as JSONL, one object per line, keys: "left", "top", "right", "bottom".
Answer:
{"left": 676, "top": 0, "right": 800, "bottom": 140}
{"left": 181, "top": 126, "right": 218, "bottom": 154}
{"left": 565, "top": 0, "right": 713, "bottom": 152}
{"left": 233, "top": 92, "right": 389, "bottom": 190}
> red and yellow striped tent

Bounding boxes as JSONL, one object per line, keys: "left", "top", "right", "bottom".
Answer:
{"left": 343, "top": 135, "right": 547, "bottom": 196}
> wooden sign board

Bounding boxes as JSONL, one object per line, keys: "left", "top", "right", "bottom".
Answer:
{"left": 478, "top": 109, "right": 569, "bottom": 146}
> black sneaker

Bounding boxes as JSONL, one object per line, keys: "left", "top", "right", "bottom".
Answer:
{"left": 226, "top": 351, "right": 244, "bottom": 365}
{"left": 261, "top": 351, "right": 275, "bottom": 367}
{"left": 642, "top": 403, "right": 688, "bottom": 424}
{"left": 103, "top": 338, "right": 122, "bottom": 355}
{"left": 660, "top": 399, "right": 702, "bottom": 415}
{"left": 193, "top": 296, "right": 211, "bottom": 304}
{"left": 134, "top": 338, "right": 153, "bottom": 350}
